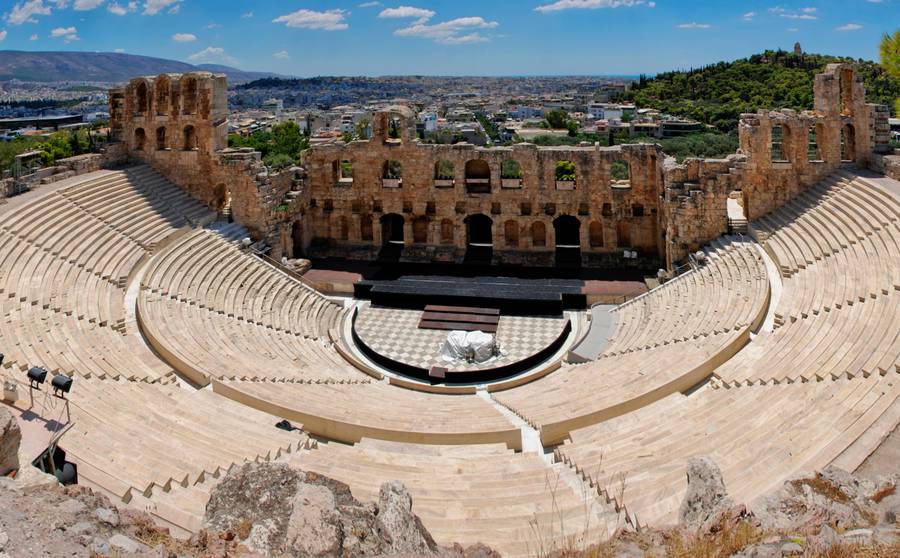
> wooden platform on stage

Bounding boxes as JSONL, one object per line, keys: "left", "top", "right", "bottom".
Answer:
{"left": 418, "top": 305, "right": 500, "bottom": 332}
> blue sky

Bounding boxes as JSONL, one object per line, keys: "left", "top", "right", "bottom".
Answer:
{"left": 0, "top": 1, "right": 897, "bottom": 76}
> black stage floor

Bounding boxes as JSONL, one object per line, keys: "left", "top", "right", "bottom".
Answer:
{"left": 355, "top": 275, "right": 587, "bottom": 314}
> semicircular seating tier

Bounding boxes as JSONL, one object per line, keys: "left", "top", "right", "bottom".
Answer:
{"left": 716, "top": 170, "right": 900, "bottom": 385}
{"left": 137, "top": 227, "right": 367, "bottom": 384}
{"left": 491, "top": 238, "right": 770, "bottom": 445}
{"left": 549, "top": 169, "right": 900, "bottom": 528}
{"left": 0, "top": 166, "right": 216, "bottom": 382}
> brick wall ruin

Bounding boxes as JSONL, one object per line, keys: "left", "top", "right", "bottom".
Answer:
{"left": 106, "top": 64, "right": 891, "bottom": 270}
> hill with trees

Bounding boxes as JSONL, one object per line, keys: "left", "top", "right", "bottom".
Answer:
{"left": 628, "top": 50, "right": 900, "bottom": 131}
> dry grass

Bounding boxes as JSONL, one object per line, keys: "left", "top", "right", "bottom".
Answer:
{"left": 814, "top": 540, "right": 900, "bottom": 557}
{"left": 790, "top": 474, "right": 850, "bottom": 504}
{"left": 872, "top": 485, "right": 896, "bottom": 504}
{"left": 664, "top": 520, "right": 767, "bottom": 558}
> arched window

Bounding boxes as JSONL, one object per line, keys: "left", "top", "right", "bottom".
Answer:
{"left": 501, "top": 160, "right": 523, "bottom": 188}
{"left": 382, "top": 160, "right": 402, "bottom": 187}
{"left": 465, "top": 159, "right": 491, "bottom": 193}
{"left": 155, "top": 126, "right": 167, "bottom": 150}
{"left": 771, "top": 124, "right": 790, "bottom": 163}
{"left": 183, "top": 125, "right": 197, "bottom": 151}
{"left": 807, "top": 125, "right": 821, "bottom": 162}
{"left": 360, "top": 214, "right": 374, "bottom": 241}
{"left": 135, "top": 81, "right": 149, "bottom": 115}
{"left": 589, "top": 221, "right": 604, "bottom": 247}
{"left": 181, "top": 76, "right": 198, "bottom": 115}
{"left": 434, "top": 160, "right": 454, "bottom": 185}
{"left": 504, "top": 220, "right": 519, "bottom": 248}
{"left": 841, "top": 124, "right": 856, "bottom": 162}
{"left": 532, "top": 221, "right": 546, "bottom": 248}
{"left": 134, "top": 128, "right": 146, "bottom": 151}
{"left": 413, "top": 216, "right": 428, "bottom": 244}
{"left": 440, "top": 219, "right": 454, "bottom": 244}
{"left": 333, "top": 160, "right": 353, "bottom": 185}
{"left": 610, "top": 160, "right": 630, "bottom": 187}
{"left": 155, "top": 75, "right": 170, "bottom": 116}
{"left": 555, "top": 160, "right": 576, "bottom": 189}
{"left": 388, "top": 116, "right": 402, "bottom": 140}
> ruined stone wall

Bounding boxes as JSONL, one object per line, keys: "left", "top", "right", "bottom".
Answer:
{"left": 109, "top": 73, "right": 301, "bottom": 256}
{"left": 104, "top": 63, "right": 889, "bottom": 270}
{"left": 0, "top": 146, "right": 127, "bottom": 200}
{"left": 301, "top": 129, "right": 664, "bottom": 267}
{"left": 661, "top": 63, "right": 887, "bottom": 265}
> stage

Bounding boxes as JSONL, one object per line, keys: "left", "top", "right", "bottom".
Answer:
{"left": 351, "top": 304, "right": 572, "bottom": 384}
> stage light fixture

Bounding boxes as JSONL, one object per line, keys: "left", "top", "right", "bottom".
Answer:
{"left": 52, "top": 374, "right": 73, "bottom": 398}
{"left": 27, "top": 367, "right": 47, "bottom": 388}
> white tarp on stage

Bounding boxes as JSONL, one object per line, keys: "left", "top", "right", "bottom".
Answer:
{"left": 441, "top": 330, "right": 498, "bottom": 363}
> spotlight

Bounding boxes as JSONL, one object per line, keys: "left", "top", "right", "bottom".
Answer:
{"left": 51, "top": 374, "right": 73, "bottom": 398}
{"left": 27, "top": 367, "right": 47, "bottom": 388}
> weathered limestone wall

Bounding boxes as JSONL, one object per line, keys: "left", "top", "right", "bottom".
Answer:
{"left": 302, "top": 133, "right": 663, "bottom": 267}
{"left": 103, "top": 63, "right": 889, "bottom": 270}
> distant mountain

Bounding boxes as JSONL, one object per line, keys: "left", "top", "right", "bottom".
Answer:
{"left": 0, "top": 50, "right": 286, "bottom": 84}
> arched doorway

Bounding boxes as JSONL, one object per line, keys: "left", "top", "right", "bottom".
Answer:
{"left": 379, "top": 213, "right": 404, "bottom": 261}
{"left": 464, "top": 214, "right": 493, "bottom": 264}
{"left": 554, "top": 215, "right": 581, "bottom": 267}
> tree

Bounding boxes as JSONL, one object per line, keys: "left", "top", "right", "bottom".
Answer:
{"left": 545, "top": 109, "right": 569, "bottom": 130}
{"left": 880, "top": 31, "right": 900, "bottom": 115}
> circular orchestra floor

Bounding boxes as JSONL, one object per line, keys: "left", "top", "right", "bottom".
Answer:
{"left": 352, "top": 304, "right": 570, "bottom": 382}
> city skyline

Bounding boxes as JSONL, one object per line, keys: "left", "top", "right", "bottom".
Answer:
{"left": 0, "top": 1, "right": 897, "bottom": 76}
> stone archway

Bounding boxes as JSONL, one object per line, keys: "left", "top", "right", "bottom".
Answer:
{"left": 554, "top": 215, "right": 581, "bottom": 267}
{"left": 464, "top": 214, "right": 493, "bottom": 264}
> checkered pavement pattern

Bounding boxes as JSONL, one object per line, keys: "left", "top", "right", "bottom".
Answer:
{"left": 355, "top": 306, "right": 566, "bottom": 371}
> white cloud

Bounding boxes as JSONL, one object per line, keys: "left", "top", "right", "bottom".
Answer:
{"left": 677, "top": 22, "right": 711, "bottom": 29}
{"left": 50, "top": 25, "right": 79, "bottom": 41}
{"left": 394, "top": 16, "right": 499, "bottom": 44}
{"left": 273, "top": 9, "right": 349, "bottom": 31}
{"left": 142, "top": 0, "right": 178, "bottom": 15}
{"left": 0, "top": 30, "right": 6, "bottom": 42}
{"left": 188, "top": 46, "right": 238, "bottom": 65}
{"left": 768, "top": 6, "right": 818, "bottom": 20}
{"left": 378, "top": 6, "right": 435, "bottom": 21}
{"left": 114, "top": 47, "right": 125, "bottom": 52}
{"left": 204, "top": 22, "right": 220, "bottom": 29}
{"left": 74, "top": 0, "right": 104, "bottom": 10}
{"left": 29, "top": 33, "right": 38, "bottom": 40}
{"left": 743, "top": 11, "right": 756, "bottom": 21}
{"left": 172, "top": 32, "right": 196, "bottom": 42}
{"left": 534, "top": 0, "right": 653, "bottom": 13}
{"left": 241, "top": 11, "right": 253, "bottom": 18}
{"left": 787, "top": 27, "right": 799, "bottom": 32}
{"left": 836, "top": 23, "right": 863, "bottom": 31}
{"left": 359, "top": 1, "right": 381, "bottom": 7}
{"left": 6, "top": 0, "right": 53, "bottom": 25}
{"left": 273, "top": 50, "right": 289, "bottom": 60}
{"left": 107, "top": 1, "right": 136, "bottom": 15}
